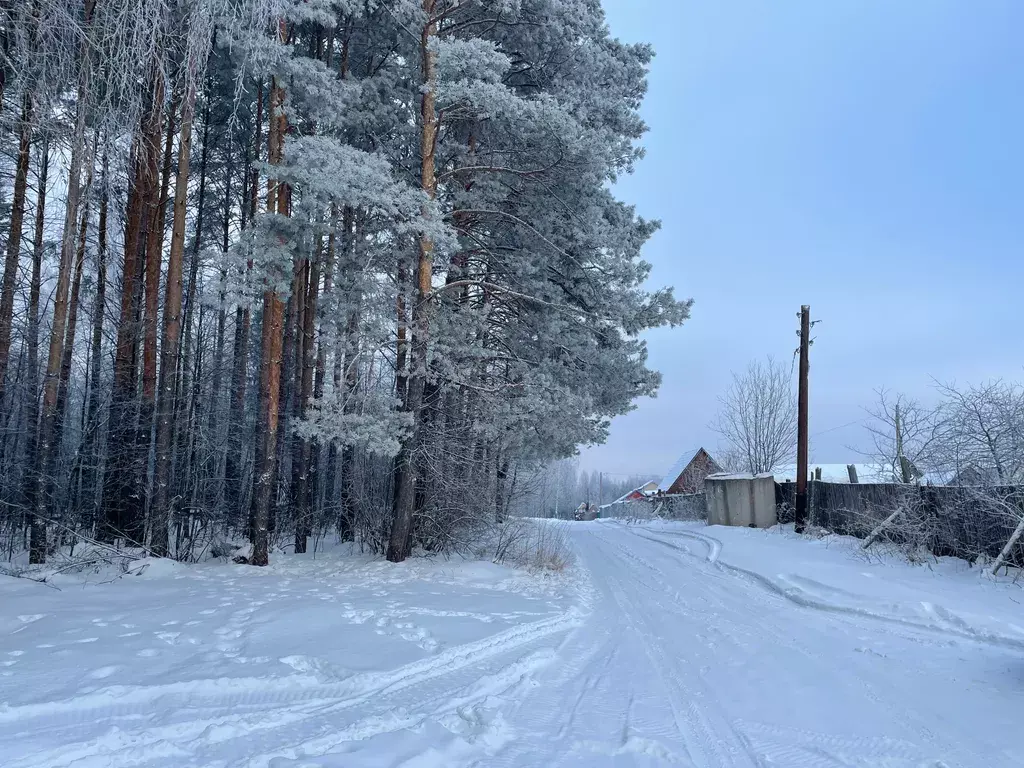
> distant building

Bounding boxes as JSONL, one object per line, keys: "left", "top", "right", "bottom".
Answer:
{"left": 609, "top": 480, "right": 659, "bottom": 505}
{"left": 658, "top": 448, "right": 723, "bottom": 495}
{"left": 574, "top": 502, "right": 598, "bottom": 521}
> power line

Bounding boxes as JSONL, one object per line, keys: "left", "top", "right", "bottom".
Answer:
{"left": 809, "top": 419, "right": 867, "bottom": 438}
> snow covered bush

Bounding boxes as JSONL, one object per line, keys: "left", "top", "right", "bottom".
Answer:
{"left": 492, "top": 518, "right": 574, "bottom": 573}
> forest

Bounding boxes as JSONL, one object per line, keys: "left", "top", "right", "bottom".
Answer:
{"left": 0, "top": 0, "right": 688, "bottom": 565}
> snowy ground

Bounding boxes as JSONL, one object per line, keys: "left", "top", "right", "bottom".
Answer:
{"left": 2, "top": 522, "right": 1024, "bottom": 767}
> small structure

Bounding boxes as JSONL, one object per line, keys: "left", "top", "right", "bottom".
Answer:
{"left": 658, "top": 448, "right": 723, "bottom": 495}
{"left": 611, "top": 480, "right": 659, "bottom": 505}
{"left": 574, "top": 502, "right": 598, "bottom": 521}
{"left": 706, "top": 473, "right": 777, "bottom": 528}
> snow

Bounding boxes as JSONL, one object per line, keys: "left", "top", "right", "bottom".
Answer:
{"left": 657, "top": 448, "right": 703, "bottom": 491}
{"left": 772, "top": 462, "right": 900, "bottom": 484}
{"left": 3, "top": 524, "right": 1024, "bottom": 766}
{"left": 604, "top": 480, "right": 660, "bottom": 508}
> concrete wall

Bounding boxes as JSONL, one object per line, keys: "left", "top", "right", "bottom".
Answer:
{"left": 706, "top": 475, "right": 777, "bottom": 528}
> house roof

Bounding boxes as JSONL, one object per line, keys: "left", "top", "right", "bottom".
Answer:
{"left": 658, "top": 448, "right": 707, "bottom": 492}
{"left": 606, "top": 480, "right": 660, "bottom": 507}
{"left": 771, "top": 463, "right": 905, "bottom": 484}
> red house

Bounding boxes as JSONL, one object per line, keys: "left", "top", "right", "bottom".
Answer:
{"left": 612, "top": 480, "right": 660, "bottom": 504}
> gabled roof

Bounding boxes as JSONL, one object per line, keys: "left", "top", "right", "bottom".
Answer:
{"left": 658, "top": 448, "right": 706, "bottom": 492}
{"left": 608, "top": 479, "right": 659, "bottom": 506}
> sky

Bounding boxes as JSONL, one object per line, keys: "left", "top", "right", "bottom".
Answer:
{"left": 581, "top": 0, "right": 1024, "bottom": 479}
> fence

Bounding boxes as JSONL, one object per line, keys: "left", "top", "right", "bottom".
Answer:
{"left": 776, "top": 481, "right": 1024, "bottom": 565}
{"left": 599, "top": 493, "right": 707, "bottom": 522}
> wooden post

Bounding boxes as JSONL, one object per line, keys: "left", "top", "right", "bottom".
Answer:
{"left": 895, "top": 402, "right": 913, "bottom": 483}
{"left": 795, "top": 305, "right": 810, "bottom": 533}
{"left": 847, "top": 464, "right": 859, "bottom": 483}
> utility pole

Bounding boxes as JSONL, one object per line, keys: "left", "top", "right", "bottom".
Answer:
{"left": 599, "top": 471, "right": 603, "bottom": 508}
{"left": 895, "top": 402, "right": 912, "bottom": 483}
{"left": 795, "top": 305, "right": 810, "bottom": 533}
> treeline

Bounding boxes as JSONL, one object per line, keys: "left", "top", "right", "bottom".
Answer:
{"left": 0, "top": 0, "right": 688, "bottom": 564}
{"left": 507, "top": 458, "right": 658, "bottom": 519}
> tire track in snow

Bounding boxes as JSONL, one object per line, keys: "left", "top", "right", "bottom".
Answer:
{"left": 487, "top": 527, "right": 763, "bottom": 768}
{"left": 1, "top": 609, "right": 582, "bottom": 768}
{"left": 636, "top": 526, "right": 1024, "bottom": 651}
{"left": 621, "top": 526, "right": 995, "bottom": 767}
{"left": 588, "top": 530, "right": 767, "bottom": 767}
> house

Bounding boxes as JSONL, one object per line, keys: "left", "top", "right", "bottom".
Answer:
{"left": 574, "top": 502, "right": 598, "bottom": 521}
{"left": 658, "top": 448, "right": 723, "bottom": 495}
{"left": 610, "top": 480, "right": 659, "bottom": 505}
{"left": 945, "top": 465, "right": 997, "bottom": 487}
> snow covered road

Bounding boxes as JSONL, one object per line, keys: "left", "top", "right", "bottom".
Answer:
{"left": 495, "top": 523, "right": 1024, "bottom": 767}
{"left": 2, "top": 522, "right": 1023, "bottom": 767}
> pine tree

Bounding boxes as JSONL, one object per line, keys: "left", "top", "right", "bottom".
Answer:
{"left": 0, "top": 0, "right": 686, "bottom": 564}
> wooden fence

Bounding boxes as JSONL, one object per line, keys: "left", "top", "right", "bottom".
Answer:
{"left": 777, "top": 481, "right": 1024, "bottom": 565}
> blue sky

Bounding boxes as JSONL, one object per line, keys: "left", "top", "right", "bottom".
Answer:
{"left": 582, "top": 0, "right": 1024, "bottom": 477}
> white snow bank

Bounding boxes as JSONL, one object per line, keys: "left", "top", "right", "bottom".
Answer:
{"left": 633, "top": 519, "right": 1024, "bottom": 649}
{"left": 0, "top": 544, "right": 585, "bottom": 768}
{"left": 124, "top": 557, "right": 186, "bottom": 579}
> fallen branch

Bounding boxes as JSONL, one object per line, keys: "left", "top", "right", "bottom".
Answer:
{"left": 862, "top": 506, "right": 907, "bottom": 550}
{"left": 990, "top": 514, "right": 1024, "bottom": 577}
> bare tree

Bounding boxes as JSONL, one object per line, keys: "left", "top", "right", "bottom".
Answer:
{"left": 932, "top": 379, "right": 1024, "bottom": 485}
{"left": 858, "top": 389, "right": 939, "bottom": 482}
{"left": 712, "top": 357, "right": 797, "bottom": 475}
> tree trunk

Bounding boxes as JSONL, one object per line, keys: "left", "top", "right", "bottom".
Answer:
{"left": 226, "top": 81, "right": 262, "bottom": 527}
{"left": 293, "top": 241, "right": 320, "bottom": 553}
{"left": 102, "top": 71, "right": 163, "bottom": 544}
{"left": 226, "top": 307, "right": 251, "bottom": 524}
{"left": 324, "top": 343, "right": 341, "bottom": 527}
{"left": 0, "top": 92, "right": 32, "bottom": 410}
{"left": 273, "top": 253, "right": 303, "bottom": 539}
{"left": 339, "top": 213, "right": 361, "bottom": 542}
{"left": 30, "top": 79, "right": 92, "bottom": 562}
{"left": 389, "top": 252, "right": 408, "bottom": 541}
{"left": 139, "top": 87, "right": 174, "bottom": 525}
{"left": 0, "top": 0, "right": 9, "bottom": 115}
{"left": 151, "top": 89, "right": 195, "bottom": 558}
{"left": 173, "top": 88, "right": 209, "bottom": 509}
{"left": 286, "top": 256, "right": 306, "bottom": 551}
{"left": 395, "top": 255, "right": 408, "bottom": 405}
{"left": 310, "top": 205, "right": 338, "bottom": 529}
{"left": 21, "top": 138, "right": 47, "bottom": 539}
{"left": 81, "top": 147, "right": 107, "bottom": 527}
{"left": 494, "top": 451, "right": 509, "bottom": 524}
{"left": 250, "top": 39, "right": 289, "bottom": 567}
{"left": 55, "top": 128, "right": 98, "bottom": 448}
{"left": 388, "top": 1, "right": 438, "bottom": 563}
{"left": 207, "top": 136, "right": 231, "bottom": 515}
{"left": 54, "top": 199, "right": 89, "bottom": 446}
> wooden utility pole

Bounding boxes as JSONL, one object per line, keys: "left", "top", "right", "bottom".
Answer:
{"left": 894, "top": 403, "right": 913, "bottom": 483}
{"left": 795, "top": 305, "right": 810, "bottom": 533}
